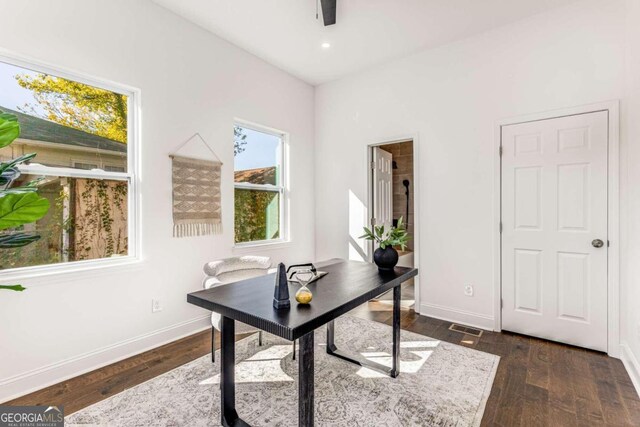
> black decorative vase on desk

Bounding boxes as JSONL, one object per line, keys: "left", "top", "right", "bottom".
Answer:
{"left": 373, "top": 246, "right": 399, "bottom": 271}
{"left": 360, "top": 216, "right": 409, "bottom": 272}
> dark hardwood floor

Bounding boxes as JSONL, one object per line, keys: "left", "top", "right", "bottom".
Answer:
{"left": 4, "top": 331, "right": 249, "bottom": 415}
{"left": 352, "top": 301, "right": 640, "bottom": 427}
{"left": 6, "top": 301, "right": 640, "bottom": 426}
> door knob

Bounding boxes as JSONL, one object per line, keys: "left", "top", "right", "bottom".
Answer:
{"left": 592, "top": 239, "right": 604, "bottom": 248}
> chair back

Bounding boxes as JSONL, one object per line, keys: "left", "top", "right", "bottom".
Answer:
{"left": 203, "top": 256, "right": 272, "bottom": 287}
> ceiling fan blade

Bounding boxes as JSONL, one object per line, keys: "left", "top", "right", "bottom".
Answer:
{"left": 320, "top": 0, "right": 336, "bottom": 26}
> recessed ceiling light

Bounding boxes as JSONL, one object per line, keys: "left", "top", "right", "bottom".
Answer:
{"left": 321, "top": 42, "right": 331, "bottom": 49}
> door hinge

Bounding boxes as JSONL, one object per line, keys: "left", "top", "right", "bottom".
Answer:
{"left": 499, "top": 221, "right": 503, "bottom": 233}
{"left": 608, "top": 240, "right": 610, "bottom": 247}
{"left": 370, "top": 217, "right": 376, "bottom": 226}
{"left": 500, "top": 298, "right": 503, "bottom": 309}
{"left": 371, "top": 161, "right": 376, "bottom": 170}
{"left": 499, "top": 146, "right": 503, "bottom": 157}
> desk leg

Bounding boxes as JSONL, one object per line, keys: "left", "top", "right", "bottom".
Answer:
{"left": 326, "top": 284, "right": 401, "bottom": 378}
{"left": 326, "top": 320, "right": 336, "bottom": 353}
{"left": 391, "top": 284, "right": 401, "bottom": 378}
{"left": 220, "top": 316, "right": 239, "bottom": 427}
{"left": 299, "top": 331, "right": 314, "bottom": 427}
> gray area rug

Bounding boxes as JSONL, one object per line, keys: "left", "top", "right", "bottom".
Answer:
{"left": 66, "top": 316, "right": 499, "bottom": 426}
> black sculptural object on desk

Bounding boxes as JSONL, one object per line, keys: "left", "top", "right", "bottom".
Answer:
{"left": 273, "top": 262, "right": 291, "bottom": 309}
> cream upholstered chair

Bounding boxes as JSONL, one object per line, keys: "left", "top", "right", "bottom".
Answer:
{"left": 203, "top": 256, "right": 280, "bottom": 362}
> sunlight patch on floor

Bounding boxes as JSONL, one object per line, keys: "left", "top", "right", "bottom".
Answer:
{"left": 246, "top": 345, "right": 292, "bottom": 361}
{"left": 201, "top": 345, "right": 294, "bottom": 385}
{"left": 356, "top": 341, "right": 436, "bottom": 378}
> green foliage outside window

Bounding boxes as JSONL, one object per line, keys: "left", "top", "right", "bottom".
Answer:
{"left": 234, "top": 189, "right": 280, "bottom": 243}
{"left": 0, "top": 177, "right": 128, "bottom": 270}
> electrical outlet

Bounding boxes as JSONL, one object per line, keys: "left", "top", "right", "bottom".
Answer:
{"left": 464, "top": 284, "right": 474, "bottom": 297}
{"left": 152, "top": 299, "right": 163, "bottom": 313}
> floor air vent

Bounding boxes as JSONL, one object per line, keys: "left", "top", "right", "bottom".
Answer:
{"left": 448, "top": 323, "right": 483, "bottom": 337}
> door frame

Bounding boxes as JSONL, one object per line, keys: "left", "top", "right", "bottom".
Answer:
{"left": 493, "top": 100, "right": 620, "bottom": 357}
{"left": 367, "top": 134, "right": 421, "bottom": 313}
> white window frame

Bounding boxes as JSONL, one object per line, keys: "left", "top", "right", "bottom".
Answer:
{"left": 0, "top": 52, "right": 141, "bottom": 281}
{"left": 233, "top": 120, "right": 288, "bottom": 248}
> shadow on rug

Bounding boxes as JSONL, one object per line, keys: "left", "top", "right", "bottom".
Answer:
{"left": 66, "top": 316, "right": 499, "bottom": 426}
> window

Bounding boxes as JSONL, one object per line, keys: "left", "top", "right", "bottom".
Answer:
{"left": 104, "top": 165, "right": 126, "bottom": 173}
{"left": 233, "top": 123, "right": 286, "bottom": 245}
{"left": 73, "top": 162, "right": 99, "bottom": 170}
{"left": 0, "top": 57, "right": 137, "bottom": 272}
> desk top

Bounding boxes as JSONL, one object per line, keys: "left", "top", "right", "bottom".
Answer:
{"left": 187, "top": 259, "right": 418, "bottom": 340}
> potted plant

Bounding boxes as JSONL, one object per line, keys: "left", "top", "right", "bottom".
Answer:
{"left": 360, "top": 217, "right": 409, "bottom": 271}
{"left": 0, "top": 110, "right": 50, "bottom": 291}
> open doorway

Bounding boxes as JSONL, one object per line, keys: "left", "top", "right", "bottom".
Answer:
{"left": 368, "top": 139, "right": 417, "bottom": 310}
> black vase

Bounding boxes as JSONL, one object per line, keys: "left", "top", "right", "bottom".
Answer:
{"left": 373, "top": 246, "right": 399, "bottom": 271}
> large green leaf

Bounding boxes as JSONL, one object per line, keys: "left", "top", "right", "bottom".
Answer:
{"left": 0, "top": 113, "right": 18, "bottom": 122}
{"left": 0, "top": 113, "right": 20, "bottom": 148}
{"left": 0, "top": 232, "right": 41, "bottom": 248}
{"left": 0, "top": 192, "right": 50, "bottom": 230}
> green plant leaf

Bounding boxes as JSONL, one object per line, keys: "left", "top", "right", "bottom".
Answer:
{"left": 0, "top": 284, "right": 26, "bottom": 291}
{"left": 0, "top": 167, "right": 20, "bottom": 187}
{"left": 0, "top": 232, "right": 41, "bottom": 248}
{"left": 0, "top": 113, "right": 18, "bottom": 122}
{"left": 0, "top": 153, "right": 36, "bottom": 175}
{"left": 359, "top": 226, "right": 376, "bottom": 241}
{"left": 0, "top": 113, "right": 20, "bottom": 148}
{"left": 0, "top": 186, "right": 38, "bottom": 195}
{"left": 0, "top": 192, "right": 50, "bottom": 230}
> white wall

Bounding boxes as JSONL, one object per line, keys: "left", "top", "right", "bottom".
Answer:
{"left": 315, "top": 0, "right": 630, "bottom": 332}
{"left": 620, "top": 0, "right": 640, "bottom": 392}
{"left": 0, "top": 0, "right": 315, "bottom": 401}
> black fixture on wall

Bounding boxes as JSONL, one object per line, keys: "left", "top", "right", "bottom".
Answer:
{"left": 403, "top": 179, "right": 410, "bottom": 226}
{"left": 320, "top": 0, "right": 336, "bottom": 26}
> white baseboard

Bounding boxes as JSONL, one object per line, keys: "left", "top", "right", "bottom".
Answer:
{"left": 0, "top": 315, "right": 211, "bottom": 403}
{"left": 420, "top": 302, "right": 495, "bottom": 331}
{"left": 620, "top": 343, "right": 640, "bottom": 398}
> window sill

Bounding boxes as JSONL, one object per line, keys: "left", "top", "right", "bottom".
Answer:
{"left": 233, "top": 240, "right": 292, "bottom": 253}
{"left": 0, "top": 255, "right": 143, "bottom": 284}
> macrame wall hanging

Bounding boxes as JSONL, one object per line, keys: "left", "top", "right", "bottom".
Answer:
{"left": 169, "top": 134, "right": 222, "bottom": 237}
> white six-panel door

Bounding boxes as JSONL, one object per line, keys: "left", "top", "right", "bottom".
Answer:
{"left": 373, "top": 147, "right": 393, "bottom": 230}
{"left": 501, "top": 111, "right": 608, "bottom": 352}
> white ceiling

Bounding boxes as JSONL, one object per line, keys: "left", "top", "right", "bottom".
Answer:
{"left": 153, "top": 0, "right": 579, "bottom": 85}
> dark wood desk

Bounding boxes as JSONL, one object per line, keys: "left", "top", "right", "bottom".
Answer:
{"left": 187, "top": 259, "right": 418, "bottom": 427}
